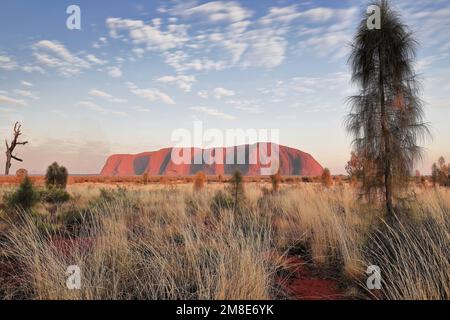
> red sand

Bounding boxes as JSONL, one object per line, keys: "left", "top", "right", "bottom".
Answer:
{"left": 280, "top": 256, "right": 345, "bottom": 300}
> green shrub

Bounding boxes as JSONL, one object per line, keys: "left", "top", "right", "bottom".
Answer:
{"left": 45, "top": 162, "right": 68, "bottom": 189}
{"left": 41, "top": 187, "right": 71, "bottom": 204}
{"left": 33, "top": 216, "right": 60, "bottom": 236}
{"left": 229, "top": 170, "right": 245, "bottom": 213}
{"left": 93, "top": 187, "right": 139, "bottom": 210}
{"left": 4, "top": 176, "right": 39, "bottom": 210}
{"left": 98, "top": 187, "right": 128, "bottom": 202}
{"left": 211, "top": 190, "right": 234, "bottom": 215}
{"left": 59, "top": 207, "right": 92, "bottom": 234}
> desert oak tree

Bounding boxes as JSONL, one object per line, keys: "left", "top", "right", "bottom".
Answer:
{"left": 346, "top": 1, "right": 429, "bottom": 217}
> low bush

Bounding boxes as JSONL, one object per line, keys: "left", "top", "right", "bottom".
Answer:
{"left": 211, "top": 190, "right": 234, "bottom": 215}
{"left": 41, "top": 187, "right": 71, "bottom": 204}
{"left": 59, "top": 206, "right": 93, "bottom": 234}
{"left": 193, "top": 172, "right": 207, "bottom": 191}
{"left": 3, "top": 176, "right": 39, "bottom": 210}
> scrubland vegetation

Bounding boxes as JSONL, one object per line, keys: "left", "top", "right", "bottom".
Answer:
{"left": 0, "top": 177, "right": 448, "bottom": 300}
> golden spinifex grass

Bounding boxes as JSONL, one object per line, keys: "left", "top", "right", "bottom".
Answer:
{"left": 0, "top": 183, "right": 448, "bottom": 300}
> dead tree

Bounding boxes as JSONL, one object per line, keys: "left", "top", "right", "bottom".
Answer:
{"left": 4, "top": 122, "right": 28, "bottom": 175}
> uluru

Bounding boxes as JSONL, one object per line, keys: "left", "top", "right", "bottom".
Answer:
{"left": 100, "top": 143, "right": 323, "bottom": 176}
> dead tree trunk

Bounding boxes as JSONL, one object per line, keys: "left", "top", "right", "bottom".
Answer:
{"left": 4, "top": 122, "right": 28, "bottom": 175}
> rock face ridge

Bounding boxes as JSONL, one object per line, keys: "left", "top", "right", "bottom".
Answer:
{"left": 100, "top": 143, "right": 323, "bottom": 176}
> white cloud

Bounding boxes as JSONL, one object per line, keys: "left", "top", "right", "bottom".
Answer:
{"left": 259, "top": 5, "right": 302, "bottom": 25}
{"left": 157, "top": 75, "right": 196, "bottom": 92}
{"left": 1, "top": 55, "right": 44, "bottom": 74}
{"left": 0, "top": 54, "right": 18, "bottom": 70}
{"left": 174, "top": 4, "right": 291, "bottom": 69}
{"left": 32, "top": 40, "right": 91, "bottom": 76}
{"left": 88, "top": 89, "right": 127, "bottom": 103}
{"left": 0, "top": 94, "right": 27, "bottom": 107}
{"left": 86, "top": 54, "right": 107, "bottom": 65}
{"left": 163, "top": 51, "right": 226, "bottom": 73}
{"left": 107, "top": 66, "right": 122, "bottom": 78}
{"left": 299, "top": 8, "right": 337, "bottom": 23}
{"left": 227, "top": 99, "right": 262, "bottom": 114}
{"left": 21, "top": 81, "right": 33, "bottom": 87}
{"left": 396, "top": 2, "right": 450, "bottom": 52}
{"left": 241, "top": 29, "right": 287, "bottom": 68}
{"left": 92, "top": 37, "right": 108, "bottom": 49}
{"left": 132, "top": 48, "right": 145, "bottom": 58}
{"left": 106, "top": 17, "right": 188, "bottom": 51}
{"left": 182, "top": 1, "right": 252, "bottom": 23}
{"left": 257, "top": 73, "right": 351, "bottom": 113}
{"left": 76, "top": 101, "right": 106, "bottom": 112}
{"left": 132, "top": 105, "right": 150, "bottom": 112}
{"left": 14, "top": 89, "right": 39, "bottom": 100}
{"left": 191, "top": 106, "right": 235, "bottom": 120}
{"left": 22, "top": 65, "right": 45, "bottom": 74}
{"left": 197, "top": 90, "right": 208, "bottom": 99}
{"left": 301, "top": 30, "right": 351, "bottom": 60}
{"left": 76, "top": 100, "right": 130, "bottom": 117}
{"left": 294, "top": 7, "right": 358, "bottom": 61}
{"left": 127, "top": 82, "right": 175, "bottom": 105}
{"left": 213, "top": 87, "right": 235, "bottom": 99}
{"left": 35, "top": 40, "right": 76, "bottom": 62}
{"left": 259, "top": 6, "right": 351, "bottom": 26}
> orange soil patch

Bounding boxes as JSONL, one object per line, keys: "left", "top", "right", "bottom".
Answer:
{"left": 0, "top": 175, "right": 325, "bottom": 186}
{"left": 280, "top": 256, "right": 345, "bottom": 300}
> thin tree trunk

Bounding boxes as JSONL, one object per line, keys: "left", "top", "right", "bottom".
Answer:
{"left": 5, "top": 151, "right": 11, "bottom": 175}
{"left": 379, "top": 48, "right": 394, "bottom": 218}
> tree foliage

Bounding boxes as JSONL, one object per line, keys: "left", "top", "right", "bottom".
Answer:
{"left": 346, "top": 0, "right": 430, "bottom": 216}
{"left": 431, "top": 156, "right": 449, "bottom": 186}
{"left": 45, "top": 162, "right": 68, "bottom": 189}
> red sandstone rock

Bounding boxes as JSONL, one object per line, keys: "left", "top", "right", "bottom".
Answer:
{"left": 100, "top": 143, "right": 323, "bottom": 176}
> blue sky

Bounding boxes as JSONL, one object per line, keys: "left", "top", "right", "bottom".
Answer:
{"left": 0, "top": 0, "right": 449, "bottom": 174}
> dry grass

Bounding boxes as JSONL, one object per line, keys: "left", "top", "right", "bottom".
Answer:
{"left": 0, "top": 182, "right": 448, "bottom": 300}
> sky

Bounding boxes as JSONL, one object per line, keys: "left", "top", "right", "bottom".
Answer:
{"left": 0, "top": 0, "right": 449, "bottom": 175}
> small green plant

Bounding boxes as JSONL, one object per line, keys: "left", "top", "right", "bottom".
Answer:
{"left": 4, "top": 176, "right": 39, "bottom": 210}
{"left": 45, "top": 162, "right": 68, "bottom": 189}
{"left": 229, "top": 170, "right": 245, "bottom": 214}
{"left": 41, "top": 187, "right": 71, "bottom": 204}
{"left": 59, "top": 206, "right": 93, "bottom": 234}
{"left": 32, "top": 214, "right": 61, "bottom": 236}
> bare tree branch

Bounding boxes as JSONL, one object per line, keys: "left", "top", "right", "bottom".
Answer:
{"left": 4, "top": 122, "right": 28, "bottom": 175}
{"left": 11, "top": 155, "right": 23, "bottom": 162}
